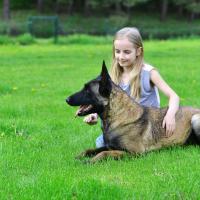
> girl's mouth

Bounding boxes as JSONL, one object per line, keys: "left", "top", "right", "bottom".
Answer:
{"left": 119, "top": 60, "right": 128, "bottom": 64}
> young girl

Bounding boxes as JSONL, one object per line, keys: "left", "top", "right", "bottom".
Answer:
{"left": 84, "top": 27, "right": 179, "bottom": 148}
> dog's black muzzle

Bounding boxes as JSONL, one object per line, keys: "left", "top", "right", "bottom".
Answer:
{"left": 66, "top": 96, "right": 80, "bottom": 106}
{"left": 66, "top": 97, "right": 72, "bottom": 105}
{"left": 66, "top": 91, "right": 92, "bottom": 106}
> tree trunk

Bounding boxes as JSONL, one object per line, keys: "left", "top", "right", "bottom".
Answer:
{"left": 178, "top": 6, "right": 183, "bottom": 17}
{"left": 55, "top": 0, "right": 73, "bottom": 14}
{"left": 127, "top": 6, "right": 131, "bottom": 22}
{"left": 190, "top": 12, "right": 195, "bottom": 21}
{"left": 3, "top": 0, "right": 10, "bottom": 20}
{"left": 115, "top": 2, "right": 121, "bottom": 14}
{"left": 55, "top": 0, "right": 60, "bottom": 13}
{"left": 37, "top": 0, "right": 44, "bottom": 13}
{"left": 160, "top": 0, "right": 168, "bottom": 21}
{"left": 67, "top": 0, "right": 74, "bottom": 15}
{"left": 84, "top": 0, "right": 90, "bottom": 16}
{"left": 73, "top": 0, "right": 83, "bottom": 13}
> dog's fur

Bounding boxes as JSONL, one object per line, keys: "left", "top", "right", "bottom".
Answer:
{"left": 66, "top": 61, "right": 200, "bottom": 163}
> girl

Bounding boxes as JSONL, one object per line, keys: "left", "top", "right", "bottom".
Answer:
{"left": 84, "top": 27, "right": 179, "bottom": 148}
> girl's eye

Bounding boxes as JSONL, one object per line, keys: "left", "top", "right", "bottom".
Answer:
{"left": 124, "top": 50, "right": 131, "bottom": 54}
{"left": 115, "top": 49, "right": 120, "bottom": 53}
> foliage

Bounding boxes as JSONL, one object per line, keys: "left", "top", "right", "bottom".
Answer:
{"left": 10, "top": 0, "right": 35, "bottom": 9}
{"left": 1, "top": 12, "right": 200, "bottom": 39}
{"left": 122, "top": 0, "right": 150, "bottom": 8}
{"left": 1, "top": 0, "right": 200, "bottom": 38}
{"left": 172, "top": 0, "right": 188, "bottom": 6}
{"left": 57, "top": 34, "right": 112, "bottom": 45}
{"left": 16, "top": 33, "right": 35, "bottom": 45}
{"left": 0, "top": 35, "right": 14, "bottom": 44}
{"left": 172, "top": 0, "right": 200, "bottom": 14}
{"left": 1, "top": 0, "right": 200, "bottom": 18}
{"left": 0, "top": 33, "right": 35, "bottom": 45}
{"left": 186, "top": 2, "right": 200, "bottom": 14}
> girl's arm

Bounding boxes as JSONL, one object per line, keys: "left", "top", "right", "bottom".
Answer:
{"left": 150, "top": 69, "right": 180, "bottom": 137}
{"left": 83, "top": 113, "right": 98, "bottom": 125}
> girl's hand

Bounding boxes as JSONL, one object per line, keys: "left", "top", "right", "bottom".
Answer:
{"left": 162, "top": 113, "right": 176, "bottom": 137}
{"left": 83, "top": 113, "right": 98, "bottom": 125}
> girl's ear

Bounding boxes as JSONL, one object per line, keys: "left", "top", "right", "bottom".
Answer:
{"left": 136, "top": 47, "right": 142, "bottom": 56}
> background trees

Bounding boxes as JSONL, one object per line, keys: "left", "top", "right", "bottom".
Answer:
{"left": 1, "top": 0, "right": 200, "bottom": 38}
{"left": 1, "top": 0, "right": 200, "bottom": 21}
{"left": 2, "top": 0, "right": 10, "bottom": 20}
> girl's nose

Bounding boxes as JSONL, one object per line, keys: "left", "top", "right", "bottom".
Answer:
{"left": 119, "top": 53, "right": 125, "bottom": 60}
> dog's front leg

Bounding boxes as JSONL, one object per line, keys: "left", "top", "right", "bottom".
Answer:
{"left": 76, "top": 147, "right": 109, "bottom": 159}
{"left": 90, "top": 150, "right": 126, "bottom": 163}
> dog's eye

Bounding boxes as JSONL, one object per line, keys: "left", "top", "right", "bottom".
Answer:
{"left": 86, "top": 88, "right": 90, "bottom": 94}
{"left": 84, "top": 84, "right": 91, "bottom": 95}
{"left": 84, "top": 86, "right": 89, "bottom": 93}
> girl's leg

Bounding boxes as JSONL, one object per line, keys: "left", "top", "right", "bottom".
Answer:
{"left": 191, "top": 114, "right": 200, "bottom": 141}
{"left": 96, "top": 134, "right": 105, "bottom": 148}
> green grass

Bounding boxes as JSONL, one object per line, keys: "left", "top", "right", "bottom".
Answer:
{"left": 0, "top": 37, "right": 200, "bottom": 199}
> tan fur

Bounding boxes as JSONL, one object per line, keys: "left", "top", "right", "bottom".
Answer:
{"left": 77, "top": 83, "right": 200, "bottom": 163}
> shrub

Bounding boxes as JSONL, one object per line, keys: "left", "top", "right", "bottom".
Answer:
{"left": 0, "top": 35, "right": 15, "bottom": 45}
{"left": 16, "top": 33, "right": 35, "bottom": 45}
{"left": 57, "top": 34, "right": 112, "bottom": 45}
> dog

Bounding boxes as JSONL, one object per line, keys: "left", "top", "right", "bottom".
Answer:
{"left": 66, "top": 61, "right": 200, "bottom": 163}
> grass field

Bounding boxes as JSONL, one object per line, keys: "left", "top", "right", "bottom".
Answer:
{"left": 0, "top": 37, "right": 200, "bottom": 199}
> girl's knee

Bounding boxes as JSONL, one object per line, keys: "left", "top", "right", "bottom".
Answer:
{"left": 192, "top": 114, "right": 200, "bottom": 133}
{"left": 96, "top": 134, "right": 105, "bottom": 148}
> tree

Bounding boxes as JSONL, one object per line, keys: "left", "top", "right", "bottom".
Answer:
{"left": 172, "top": 0, "right": 200, "bottom": 21}
{"left": 160, "top": 0, "right": 168, "bottom": 21}
{"left": 37, "top": 0, "right": 44, "bottom": 13}
{"left": 122, "top": 0, "right": 150, "bottom": 19}
{"left": 186, "top": 1, "right": 200, "bottom": 20}
{"left": 172, "top": 0, "right": 188, "bottom": 17}
{"left": 83, "top": 0, "right": 112, "bottom": 16}
{"left": 3, "top": 0, "right": 10, "bottom": 20}
{"left": 83, "top": 0, "right": 92, "bottom": 16}
{"left": 83, "top": 0, "right": 113, "bottom": 16}
{"left": 55, "top": 0, "right": 74, "bottom": 15}
{"left": 113, "top": 0, "right": 122, "bottom": 14}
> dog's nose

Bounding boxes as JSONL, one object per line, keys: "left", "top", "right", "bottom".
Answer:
{"left": 66, "top": 97, "right": 71, "bottom": 104}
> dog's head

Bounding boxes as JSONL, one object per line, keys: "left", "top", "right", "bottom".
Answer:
{"left": 66, "top": 61, "right": 112, "bottom": 116}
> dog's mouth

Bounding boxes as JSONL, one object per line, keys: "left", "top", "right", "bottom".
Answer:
{"left": 75, "top": 105, "right": 93, "bottom": 116}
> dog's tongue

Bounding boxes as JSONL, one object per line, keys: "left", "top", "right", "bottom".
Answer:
{"left": 75, "top": 105, "right": 93, "bottom": 117}
{"left": 75, "top": 105, "right": 87, "bottom": 117}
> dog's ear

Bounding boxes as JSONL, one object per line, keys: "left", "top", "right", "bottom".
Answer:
{"left": 101, "top": 60, "right": 108, "bottom": 75}
{"left": 99, "top": 61, "right": 111, "bottom": 97}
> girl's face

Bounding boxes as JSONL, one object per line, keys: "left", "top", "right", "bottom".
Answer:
{"left": 114, "top": 38, "right": 139, "bottom": 70}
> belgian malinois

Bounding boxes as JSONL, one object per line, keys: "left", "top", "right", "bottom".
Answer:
{"left": 66, "top": 61, "right": 200, "bottom": 163}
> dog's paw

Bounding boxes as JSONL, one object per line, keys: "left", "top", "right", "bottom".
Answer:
{"left": 75, "top": 149, "right": 98, "bottom": 159}
{"left": 75, "top": 151, "right": 91, "bottom": 160}
{"left": 75, "top": 153, "right": 85, "bottom": 160}
{"left": 75, "top": 154, "right": 93, "bottom": 165}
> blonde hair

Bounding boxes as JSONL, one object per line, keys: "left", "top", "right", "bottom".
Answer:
{"left": 110, "top": 27, "right": 144, "bottom": 102}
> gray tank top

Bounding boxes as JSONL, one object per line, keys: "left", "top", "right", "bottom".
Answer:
{"left": 119, "top": 64, "right": 160, "bottom": 108}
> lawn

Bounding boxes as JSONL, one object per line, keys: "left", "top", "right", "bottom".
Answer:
{"left": 0, "top": 37, "right": 200, "bottom": 199}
